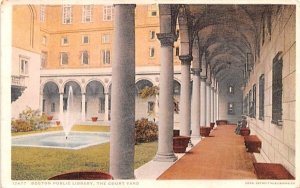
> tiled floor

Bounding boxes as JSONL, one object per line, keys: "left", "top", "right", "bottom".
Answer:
{"left": 157, "top": 125, "right": 257, "bottom": 179}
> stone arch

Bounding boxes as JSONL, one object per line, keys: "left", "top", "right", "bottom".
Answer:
{"left": 62, "top": 80, "right": 82, "bottom": 120}
{"left": 135, "top": 79, "right": 154, "bottom": 96}
{"left": 85, "top": 80, "right": 105, "bottom": 120}
{"left": 84, "top": 78, "right": 105, "bottom": 94}
{"left": 42, "top": 81, "right": 60, "bottom": 118}
{"left": 41, "top": 79, "right": 61, "bottom": 94}
{"left": 62, "top": 79, "right": 83, "bottom": 94}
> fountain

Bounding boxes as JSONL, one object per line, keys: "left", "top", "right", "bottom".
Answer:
{"left": 62, "top": 86, "right": 76, "bottom": 139}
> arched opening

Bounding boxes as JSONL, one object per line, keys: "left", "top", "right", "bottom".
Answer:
{"left": 86, "top": 80, "right": 105, "bottom": 121}
{"left": 135, "top": 79, "right": 155, "bottom": 121}
{"left": 63, "top": 81, "right": 82, "bottom": 122}
{"left": 42, "top": 81, "right": 60, "bottom": 119}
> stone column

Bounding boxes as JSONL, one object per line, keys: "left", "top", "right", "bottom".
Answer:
{"left": 110, "top": 4, "right": 136, "bottom": 179}
{"left": 59, "top": 93, "right": 63, "bottom": 121}
{"left": 211, "top": 85, "right": 214, "bottom": 123}
{"left": 200, "top": 77, "right": 206, "bottom": 127}
{"left": 191, "top": 68, "right": 200, "bottom": 138}
{"left": 104, "top": 92, "right": 109, "bottom": 121}
{"left": 81, "top": 93, "right": 86, "bottom": 122}
{"left": 206, "top": 82, "right": 211, "bottom": 127}
{"left": 179, "top": 55, "right": 192, "bottom": 136}
{"left": 39, "top": 93, "right": 44, "bottom": 114}
{"left": 216, "top": 82, "right": 219, "bottom": 120}
{"left": 214, "top": 83, "right": 218, "bottom": 122}
{"left": 154, "top": 32, "right": 177, "bottom": 162}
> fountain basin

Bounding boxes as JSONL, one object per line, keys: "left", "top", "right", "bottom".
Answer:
{"left": 12, "top": 131, "right": 110, "bottom": 150}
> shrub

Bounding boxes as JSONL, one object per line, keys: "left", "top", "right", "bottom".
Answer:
{"left": 135, "top": 118, "right": 158, "bottom": 144}
{"left": 11, "top": 107, "right": 50, "bottom": 132}
{"left": 11, "top": 120, "right": 32, "bottom": 132}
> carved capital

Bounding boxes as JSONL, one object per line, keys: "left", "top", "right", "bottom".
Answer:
{"left": 200, "top": 76, "right": 207, "bottom": 81}
{"left": 179, "top": 55, "right": 193, "bottom": 65}
{"left": 191, "top": 68, "right": 200, "bottom": 75}
{"left": 157, "top": 33, "right": 177, "bottom": 47}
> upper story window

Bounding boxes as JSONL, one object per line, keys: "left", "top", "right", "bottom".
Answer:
{"left": 41, "top": 51, "right": 47, "bottom": 69}
{"left": 228, "top": 85, "right": 234, "bottom": 94}
{"left": 62, "top": 5, "right": 72, "bottom": 24}
{"left": 60, "top": 52, "right": 68, "bottom": 65}
{"left": 103, "top": 6, "right": 114, "bottom": 21}
{"left": 19, "top": 56, "right": 29, "bottom": 75}
{"left": 175, "top": 47, "right": 180, "bottom": 56}
{"left": 149, "top": 30, "right": 156, "bottom": 40}
{"left": 272, "top": 52, "right": 283, "bottom": 126}
{"left": 259, "top": 74, "right": 265, "bottom": 120}
{"left": 81, "top": 51, "right": 89, "bottom": 64}
{"left": 149, "top": 47, "right": 155, "bottom": 58}
{"left": 41, "top": 35, "right": 47, "bottom": 45}
{"left": 40, "top": 5, "right": 46, "bottom": 22}
{"left": 101, "top": 49, "right": 110, "bottom": 64}
{"left": 228, "top": 102, "right": 234, "bottom": 115}
{"left": 252, "top": 84, "right": 257, "bottom": 118}
{"left": 148, "top": 4, "right": 158, "bottom": 17}
{"left": 101, "top": 34, "right": 110, "bottom": 44}
{"left": 82, "top": 5, "right": 93, "bottom": 23}
{"left": 61, "top": 36, "right": 69, "bottom": 46}
{"left": 82, "top": 35, "right": 89, "bottom": 44}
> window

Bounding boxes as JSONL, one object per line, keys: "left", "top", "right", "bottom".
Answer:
{"left": 149, "top": 30, "right": 155, "bottom": 40}
{"left": 148, "top": 4, "right": 158, "bottom": 17}
{"left": 63, "top": 98, "right": 67, "bottom": 111}
{"left": 42, "top": 36, "right": 47, "bottom": 45}
{"left": 244, "top": 94, "right": 249, "bottom": 115}
{"left": 228, "top": 102, "right": 234, "bottom": 115}
{"left": 249, "top": 90, "right": 253, "bottom": 117}
{"left": 41, "top": 51, "right": 47, "bottom": 69}
{"left": 272, "top": 52, "right": 283, "bottom": 125}
{"left": 148, "top": 101, "right": 155, "bottom": 113}
{"left": 101, "top": 34, "right": 110, "bottom": 44}
{"left": 101, "top": 49, "right": 111, "bottom": 64}
{"left": 149, "top": 47, "right": 155, "bottom": 58}
{"left": 252, "top": 84, "right": 256, "bottom": 118}
{"left": 82, "top": 5, "right": 93, "bottom": 23}
{"left": 261, "top": 10, "right": 272, "bottom": 45}
{"left": 99, "top": 97, "right": 105, "bottom": 113}
{"left": 82, "top": 35, "right": 89, "bottom": 44}
{"left": 51, "top": 103, "right": 55, "bottom": 112}
{"left": 40, "top": 5, "right": 46, "bottom": 22}
{"left": 42, "top": 99, "right": 45, "bottom": 113}
{"left": 61, "top": 36, "right": 68, "bottom": 45}
{"left": 62, "top": 5, "right": 72, "bottom": 24}
{"left": 60, "top": 52, "right": 68, "bottom": 65}
{"left": 259, "top": 74, "right": 265, "bottom": 120}
{"left": 175, "top": 47, "right": 180, "bottom": 56}
{"left": 81, "top": 51, "right": 89, "bottom": 64}
{"left": 103, "top": 6, "right": 114, "bottom": 21}
{"left": 20, "top": 57, "right": 29, "bottom": 75}
{"left": 228, "top": 85, "right": 234, "bottom": 94}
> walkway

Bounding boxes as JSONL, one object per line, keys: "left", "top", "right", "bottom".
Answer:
{"left": 157, "top": 125, "right": 257, "bottom": 179}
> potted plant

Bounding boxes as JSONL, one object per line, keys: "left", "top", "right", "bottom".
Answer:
{"left": 91, "top": 116, "right": 98, "bottom": 122}
{"left": 173, "top": 129, "right": 180, "bottom": 137}
{"left": 240, "top": 127, "right": 250, "bottom": 136}
{"left": 173, "top": 136, "right": 191, "bottom": 153}
{"left": 47, "top": 115, "right": 53, "bottom": 121}
{"left": 200, "top": 127, "right": 211, "bottom": 137}
{"left": 210, "top": 122, "right": 215, "bottom": 129}
{"left": 49, "top": 171, "right": 113, "bottom": 180}
{"left": 56, "top": 121, "right": 60, "bottom": 126}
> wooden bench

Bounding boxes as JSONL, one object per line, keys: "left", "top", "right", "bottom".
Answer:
{"left": 253, "top": 163, "right": 294, "bottom": 179}
{"left": 244, "top": 135, "right": 261, "bottom": 153}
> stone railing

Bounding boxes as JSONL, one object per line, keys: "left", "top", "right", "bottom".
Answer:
{"left": 11, "top": 75, "right": 26, "bottom": 87}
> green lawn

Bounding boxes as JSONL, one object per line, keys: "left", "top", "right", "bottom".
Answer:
{"left": 12, "top": 124, "right": 110, "bottom": 136}
{"left": 11, "top": 125, "right": 157, "bottom": 180}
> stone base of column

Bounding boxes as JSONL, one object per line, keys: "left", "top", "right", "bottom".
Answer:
{"left": 153, "top": 152, "right": 178, "bottom": 162}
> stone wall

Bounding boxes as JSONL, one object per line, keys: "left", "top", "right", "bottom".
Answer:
{"left": 245, "top": 6, "right": 295, "bottom": 176}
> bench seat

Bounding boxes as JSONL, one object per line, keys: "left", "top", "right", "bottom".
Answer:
{"left": 244, "top": 135, "right": 261, "bottom": 153}
{"left": 253, "top": 163, "right": 294, "bottom": 179}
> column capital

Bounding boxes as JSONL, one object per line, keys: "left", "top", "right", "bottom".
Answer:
{"left": 157, "top": 33, "right": 177, "bottom": 47}
{"left": 191, "top": 68, "right": 201, "bottom": 75}
{"left": 81, "top": 92, "right": 86, "bottom": 95}
{"left": 179, "top": 55, "right": 193, "bottom": 65}
{"left": 200, "top": 76, "right": 207, "bottom": 81}
{"left": 206, "top": 81, "right": 212, "bottom": 86}
{"left": 104, "top": 92, "right": 109, "bottom": 95}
